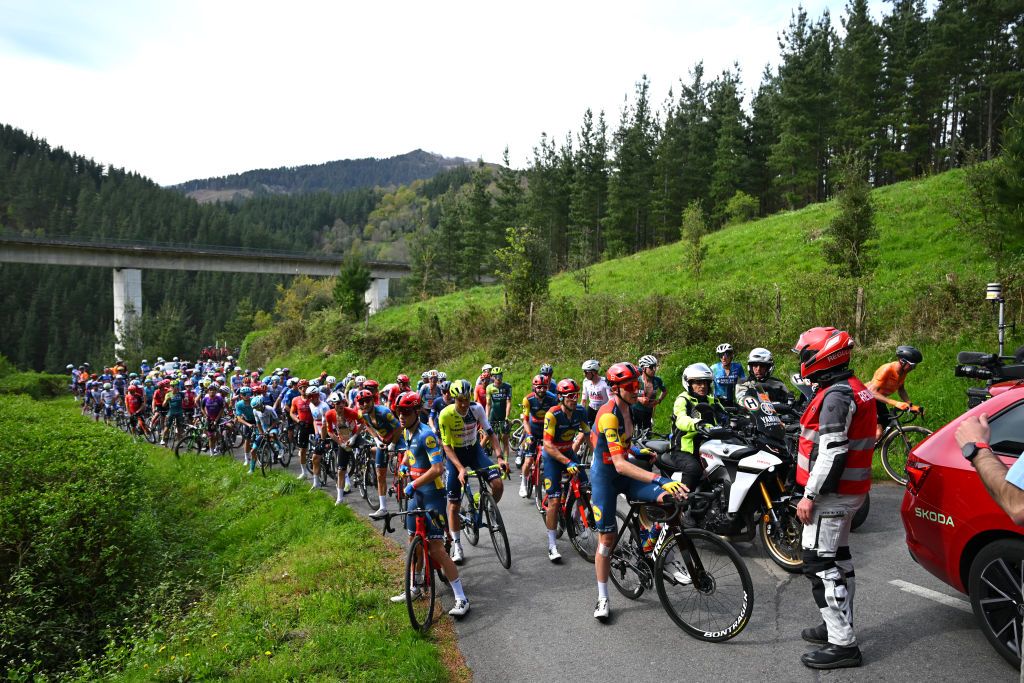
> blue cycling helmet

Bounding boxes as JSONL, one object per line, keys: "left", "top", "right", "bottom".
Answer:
{"left": 239, "top": 386, "right": 253, "bottom": 397}
{"left": 250, "top": 396, "right": 263, "bottom": 409}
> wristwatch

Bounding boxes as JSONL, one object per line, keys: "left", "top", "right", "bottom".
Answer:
{"left": 961, "top": 441, "right": 990, "bottom": 463}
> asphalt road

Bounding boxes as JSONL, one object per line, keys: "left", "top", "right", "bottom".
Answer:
{"left": 235, "top": 446, "right": 1016, "bottom": 682}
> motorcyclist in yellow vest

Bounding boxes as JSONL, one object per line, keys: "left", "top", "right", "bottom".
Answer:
{"left": 670, "top": 363, "right": 728, "bottom": 490}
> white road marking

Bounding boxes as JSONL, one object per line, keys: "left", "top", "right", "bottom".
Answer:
{"left": 889, "top": 579, "right": 973, "bottom": 613}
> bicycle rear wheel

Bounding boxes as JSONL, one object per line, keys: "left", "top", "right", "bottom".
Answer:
{"left": 405, "top": 535, "right": 437, "bottom": 633}
{"left": 654, "top": 529, "right": 754, "bottom": 642}
{"left": 881, "top": 425, "right": 931, "bottom": 485}
{"left": 480, "top": 491, "right": 511, "bottom": 569}
{"left": 462, "top": 487, "right": 480, "bottom": 546}
{"left": 259, "top": 443, "right": 273, "bottom": 476}
{"left": 364, "top": 464, "right": 380, "bottom": 510}
{"left": 566, "top": 491, "right": 598, "bottom": 563}
{"left": 609, "top": 511, "right": 648, "bottom": 600}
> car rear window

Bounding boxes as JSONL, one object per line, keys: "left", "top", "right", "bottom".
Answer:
{"left": 990, "top": 400, "right": 1024, "bottom": 457}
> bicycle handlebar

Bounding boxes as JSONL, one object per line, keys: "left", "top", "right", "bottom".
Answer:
{"left": 376, "top": 507, "right": 445, "bottom": 537}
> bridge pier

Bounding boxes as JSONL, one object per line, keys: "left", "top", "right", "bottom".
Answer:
{"left": 113, "top": 268, "right": 142, "bottom": 354}
{"left": 365, "top": 277, "right": 389, "bottom": 314}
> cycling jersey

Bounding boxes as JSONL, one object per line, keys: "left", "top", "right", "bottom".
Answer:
{"left": 291, "top": 396, "right": 314, "bottom": 424}
{"left": 126, "top": 392, "right": 144, "bottom": 415}
{"left": 100, "top": 389, "right": 118, "bottom": 406}
{"left": 419, "top": 382, "right": 443, "bottom": 409}
{"left": 543, "top": 404, "right": 590, "bottom": 453}
{"left": 475, "top": 375, "right": 491, "bottom": 405}
{"left": 583, "top": 377, "right": 611, "bottom": 410}
{"left": 632, "top": 373, "right": 665, "bottom": 417}
{"left": 234, "top": 398, "right": 255, "bottom": 424}
{"left": 711, "top": 362, "right": 746, "bottom": 403}
{"left": 164, "top": 391, "right": 184, "bottom": 417}
{"left": 254, "top": 405, "right": 279, "bottom": 432}
{"left": 309, "top": 400, "right": 328, "bottom": 431}
{"left": 429, "top": 396, "right": 449, "bottom": 430}
{"left": 202, "top": 394, "right": 226, "bottom": 419}
{"left": 360, "top": 404, "right": 400, "bottom": 440}
{"left": 403, "top": 421, "right": 445, "bottom": 491}
{"left": 485, "top": 381, "right": 513, "bottom": 423}
{"left": 867, "top": 361, "right": 907, "bottom": 397}
{"left": 153, "top": 387, "right": 168, "bottom": 411}
{"left": 522, "top": 390, "right": 558, "bottom": 439}
{"left": 437, "top": 402, "right": 491, "bottom": 448}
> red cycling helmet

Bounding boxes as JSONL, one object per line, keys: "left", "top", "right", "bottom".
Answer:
{"left": 532, "top": 374, "right": 547, "bottom": 389}
{"left": 606, "top": 362, "right": 640, "bottom": 387}
{"left": 363, "top": 379, "right": 380, "bottom": 393}
{"left": 158, "top": 379, "right": 172, "bottom": 388}
{"left": 397, "top": 373, "right": 411, "bottom": 385}
{"left": 793, "top": 327, "right": 854, "bottom": 381}
{"left": 356, "top": 389, "right": 375, "bottom": 404}
{"left": 395, "top": 391, "right": 422, "bottom": 412}
{"left": 297, "top": 379, "right": 309, "bottom": 389}
{"left": 556, "top": 378, "right": 580, "bottom": 397}
{"left": 253, "top": 383, "right": 266, "bottom": 395}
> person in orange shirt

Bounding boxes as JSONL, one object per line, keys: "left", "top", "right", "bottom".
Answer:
{"left": 866, "top": 346, "right": 923, "bottom": 440}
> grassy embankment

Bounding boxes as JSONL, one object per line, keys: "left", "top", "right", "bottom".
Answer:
{"left": 247, "top": 168, "right": 1023, "bottom": 475}
{"left": 0, "top": 394, "right": 464, "bottom": 682}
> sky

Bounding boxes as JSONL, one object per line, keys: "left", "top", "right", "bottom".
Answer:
{"left": 0, "top": 0, "right": 888, "bottom": 186}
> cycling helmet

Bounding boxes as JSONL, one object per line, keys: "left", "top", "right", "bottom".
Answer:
{"left": 304, "top": 386, "right": 319, "bottom": 397}
{"left": 539, "top": 363, "right": 553, "bottom": 376}
{"left": 141, "top": 360, "right": 147, "bottom": 364}
{"left": 114, "top": 374, "right": 124, "bottom": 380}
{"left": 491, "top": 366, "right": 504, "bottom": 377}
{"left": 130, "top": 379, "right": 142, "bottom": 387}
{"left": 128, "top": 372, "right": 138, "bottom": 379}
{"left": 157, "top": 357, "right": 165, "bottom": 362}
{"left": 355, "top": 375, "right": 366, "bottom": 384}
{"left": 638, "top": 354, "right": 658, "bottom": 369}
{"left": 66, "top": 364, "right": 74, "bottom": 369}
{"left": 227, "top": 356, "right": 233, "bottom": 361}
{"left": 428, "top": 369, "right": 439, "bottom": 379}
{"left": 250, "top": 396, "right": 264, "bottom": 409}
{"left": 253, "top": 383, "right": 266, "bottom": 395}
{"left": 297, "top": 379, "right": 309, "bottom": 389}
{"left": 397, "top": 373, "right": 411, "bottom": 385}
{"left": 396, "top": 391, "right": 422, "bottom": 412}
{"left": 793, "top": 327, "right": 854, "bottom": 382}
{"left": 421, "top": 371, "right": 429, "bottom": 380}
{"left": 438, "top": 371, "right": 448, "bottom": 382}
{"left": 355, "top": 389, "right": 375, "bottom": 404}
{"left": 325, "top": 375, "right": 336, "bottom": 385}
{"left": 716, "top": 343, "right": 734, "bottom": 355}
{"left": 128, "top": 384, "right": 143, "bottom": 394}
{"left": 144, "top": 378, "right": 153, "bottom": 385}
{"left": 556, "top": 378, "right": 580, "bottom": 398}
{"left": 309, "top": 379, "right": 319, "bottom": 388}
{"left": 481, "top": 364, "right": 492, "bottom": 373}
{"left": 363, "top": 379, "right": 380, "bottom": 393}
{"left": 746, "top": 348, "right": 775, "bottom": 375}
{"left": 582, "top": 359, "right": 600, "bottom": 373}
{"left": 172, "top": 356, "right": 179, "bottom": 362}
{"left": 159, "top": 379, "right": 172, "bottom": 388}
{"left": 287, "top": 377, "right": 298, "bottom": 387}
{"left": 449, "top": 379, "right": 472, "bottom": 398}
{"left": 532, "top": 374, "right": 548, "bottom": 389}
{"left": 327, "top": 392, "right": 341, "bottom": 404}
{"left": 606, "top": 362, "right": 640, "bottom": 387}
{"left": 282, "top": 367, "right": 290, "bottom": 374}
{"left": 440, "top": 380, "right": 452, "bottom": 395}
{"left": 83, "top": 362, "right": 90, "bottom": 368}
{"left": 103, "top": 382, "right": 112, "bottom": 390}
{"left": 682, "top": 363, "right": 714, "bottom": 387}
{"left": 239, "top": 386, "right": 253, "bottom": 397}
{"left": 896, "top": 345, "right": 923, "bottom": 366}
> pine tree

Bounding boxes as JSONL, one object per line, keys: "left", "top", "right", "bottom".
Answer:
{"left": 604, "top": 76, "right": 657, "bottom": 255}
{"left": 569, "top": 109, "right": 609, "bottom": 264}
{"left": 708, "top": 67, "right": 751, "bottom": 225}
{"left": 834, "top": 0, "right": 884, "bottom": 174}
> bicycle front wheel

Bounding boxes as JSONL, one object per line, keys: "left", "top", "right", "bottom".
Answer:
{"left": 405, "top": 535, "right": 437, "bottom": 633}
{"left": 609, "top": 511, "right": 648, "bottom": 600}
{"left": 364, "top": 464, "right": 380, "bottom": 511}
{"left": 654, "top": 529, "right": 754, "bottom": 642}
{"left": 881, "top": 425, "right": 931, "bottom": 485}
{"left": 566, "top": 491, "right": 598, "bottom": 563}
{"left": 481, "top": 492, "right": 511, "bottom": 569}
{"left": 462, "top": 487, "right": 480, "bottom": 547}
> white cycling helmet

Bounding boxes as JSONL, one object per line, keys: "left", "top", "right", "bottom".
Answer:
{"left": 716, "top": 343, "right": 734, "bottom": 355}
{"left": 638, "top": 355, "right": 658, "bottom": 369}
{"left": 67, "top": 364, "right": 74, "bottom": 369}
{"left": 582, "top": 359, "right": 600, "bottom": 373}
{"left": 747, "top": 348, "right": 775, "bottom": 374}
{"left": 327, "top": 391, "right": 341, "bottom": 404}
{"left": 309, "top": 379, "right": 320, "bottom": 387}
{"left": 304, "top": 386, "right": 319, "bottom": 396}
{"left": 481, "top": 364, "right": 492, "bottom": 373}
{"left": 428, "top": 369, "right": 439, "bottom": 379}
{"left": 682, "top": 363, "right": 714, "bottom": 387}
{"left": 103, "top": 382, "right": 112, "bottom": 389}
{"left": 287, "top": 377, "right": 298, "bottom": 387}
{"left": 355, "top": 375, "right": 366, "bottom": 384}
{"left": 325, "top": 375, "right": 336, "bottom": 385}
{"left": 438, "top": 371, "right": 448, "bottom": 382}
{"left": 420, "top": 371, "right": 429, "bottom": 380}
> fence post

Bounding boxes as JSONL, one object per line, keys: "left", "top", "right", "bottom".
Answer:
{"left": 855, "top": 286, "right": 866, "bottom": 343}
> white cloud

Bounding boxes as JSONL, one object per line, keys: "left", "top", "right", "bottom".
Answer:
{"left": 0, "top": 0, "right": 873, "bottom": 185}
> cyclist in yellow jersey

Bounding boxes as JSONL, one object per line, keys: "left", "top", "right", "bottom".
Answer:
{"left": 437, "top": 379, "right": 505, "bottom": 565}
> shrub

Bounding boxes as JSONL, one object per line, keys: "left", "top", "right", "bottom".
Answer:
{"left": 0, "top": 372, "right": 67, "bottom": 399}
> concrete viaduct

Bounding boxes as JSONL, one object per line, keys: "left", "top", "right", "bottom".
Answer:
{"left": 0, "top": 234, "right": 410, "bottom": 352}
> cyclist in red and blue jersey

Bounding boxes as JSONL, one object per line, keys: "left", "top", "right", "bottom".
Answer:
{"left": 519, "top": 375, "right": 558, "bottom": 498}
{"left": 358, "top": 389, "right": 402, "bottom": 520}
{"left": 590, "top": 362, "right": 687, "bottom": 622}
{"left": 389, "top": 391, "right": 471, "bottom": 617}
{"left": 541, "top": 378, "right": 590, "bottom": 562}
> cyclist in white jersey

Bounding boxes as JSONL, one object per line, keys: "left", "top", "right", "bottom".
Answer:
{"left": 582, "top": 360, "right": 611, "bottom": 424}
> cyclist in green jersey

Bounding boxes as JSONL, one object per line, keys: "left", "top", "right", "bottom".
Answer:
{"left": 485, "top": 367, "right": 513, "bottom": 461}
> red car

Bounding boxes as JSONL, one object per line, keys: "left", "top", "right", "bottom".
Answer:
{"left": 901, "top": 384, "right": 1024, "bottom": 667}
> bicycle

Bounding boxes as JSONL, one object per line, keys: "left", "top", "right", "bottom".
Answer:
{"left": 174, "top": 422, "right": 209, "bottom": 458}
{"left": 608, "top": 495, "right": 754, "bottom": 642}
{"left": 877, "top": 405, "right": 932, "bottom": 485}
{"left": 377, "top": 507, "right": 451, "bottom": 633}
{"left": 540, "top": 464, "right": 599, "bottom": 562}
{"left": 253, "top": 430, "right": 286, "bottom": 476}
{"left": 351, "top": 434, "right": 380, "bottom": 510}
{"left": 455, "top": 463, "right": 512, "bottom": 569}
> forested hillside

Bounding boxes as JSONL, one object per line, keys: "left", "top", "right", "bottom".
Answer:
{"left": 172, "top": 149, "right": 469, "bottom": 199}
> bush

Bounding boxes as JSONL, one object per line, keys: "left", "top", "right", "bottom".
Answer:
{"left": 0, "top": 354, "right": 15, "bottom": 379}
{"left": 0, "top": 372, "right": 67, "bottom": 399}
{"left": 0, "top": 395, "right": 161, "bottom": 676}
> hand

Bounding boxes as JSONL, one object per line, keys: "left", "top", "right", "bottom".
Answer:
{"left": 458, "top": 467, "right": 467, "bottom": 485}
{"left": 399, "top": 464, "right": 409, "bottom": 475}
{"left": 910, "top": 404, "right": 924, "bottom": 415}
{"left": 797, "top": 496, "right": 815, "bottom": 524}
{"left": 404, "top": 482, "right": 416, "bottom": 498}
{"left": 565, "top": 460, "right": 579, "bottom": 475}
{"left": 955, "top": 413, "right": 990, "bottom": 449}
{"left": 659, "top": 479, "right": 688, "bottom": 499}
{"left": 895, "top": 401, "right": 910, "bottom": 411}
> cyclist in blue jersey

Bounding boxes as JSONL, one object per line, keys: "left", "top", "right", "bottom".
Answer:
{"left": 711, "top": 342, "right": 746, "bottom": 407}
{"left": 519, "top": 375, "right": 558, "bottom": 498}
{"left": 358, "top": 389, "right": 402, "bottom": 520}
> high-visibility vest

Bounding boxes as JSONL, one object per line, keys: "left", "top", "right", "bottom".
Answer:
{"left": 796, "top": 377, "right": 875, "bottom": 496}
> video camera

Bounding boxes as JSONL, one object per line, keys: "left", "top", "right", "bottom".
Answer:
{"left": 955, "top": 351, "right": 1024, "bottom": 408}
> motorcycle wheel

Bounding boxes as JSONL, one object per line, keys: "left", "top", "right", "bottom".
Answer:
{"left": 758, "top": 502, "right": 804, "bottom": 573}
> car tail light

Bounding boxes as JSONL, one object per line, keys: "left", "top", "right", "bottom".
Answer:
{"left": 905, "top": 459, "right": 931, "bottom": 494}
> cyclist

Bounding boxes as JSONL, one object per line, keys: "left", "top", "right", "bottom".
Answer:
{"left": 201, "top": 383, "right": 227, "bottom": 454}
{"left": 140, "top": 359, "right": 151, "bottom": 375}
{"left": 437, "top": 379, "right": 504, "bottom": 565}
{"left": 389, "top": 391, "right": 471, "bottom": 617}
{"left": 485, "top": 367, "right": 513, "bottom": 462}
{"left": 347, "top": 375, "right": 367, "bottom": 405}
{"left": 323, "top": 392, "right": 362, "bottom": 503}
{"left": 125, "top": 381, "right": 147, "bottom": 436}
{"left": 631, "top": 355, "right": 665, "bottom": 432}
{"left": 251, "top": 395, "right": 282, "bottom": 464}
{"left": 737, "top": 348, "right": 794, "bottom": 405}
{"left": 590, "top": 362, "right": 687, "bottom": 622}
{"left": 867, "top": 345, "right": 923, "bottom": 440}
{"left": 305, "top": 387, "right": 330, "bottom": 489}
{"left": 153, "top": 379, "right": 171, "bottom": 441}
{"left": 582, "top": 360, "right": 610, "bottom": 425}
{"left": 520, "top": 374, "right": 558, "bottom": 498}
{"left": 430, "top": 381, "right": 452, "bottom": 435}
{"left": 670, "top": 363, "right": 727, "bottom": 491}
{"left": 711, "top": 343, "right": 746, "bottom": 407}
{"left": 541, "top": 378, "right": 590, "bottom": 562}
{"left": 289, "top": 385, "right": 319, "bottom": 481}
{"left": 475, "top": 364, "right": 493, "bottom": 405}
{"left": 539, "top": 363, "right": 557, "bottom": 394}
{"left": 792, "top": 327, "right": 874, "bottom": 669}
{"left": 234, "top": 386, "right": 256, "bottom": 472}
{"left": 162, "top": 381, "right": 187, "bottom": 446}
{"left": 357, "top": 388, "right": 403, "bottom": 520}
{"left": 418, "top": 370, "right": 443, "bottom": 419}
